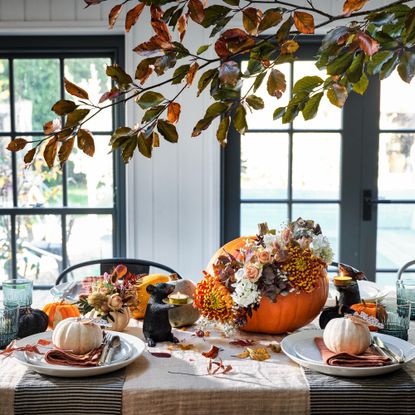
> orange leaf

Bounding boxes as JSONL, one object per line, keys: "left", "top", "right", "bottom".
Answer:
{"left": 355, "top": 31, "right": 379, "bottom": 56}
{"left": 343, "top": 0, "right": 368, "bottom": 16}
{"left": 37, "top": 339, "right": 51, "bottom": 346}
{"left": 125, "top": 2, "right": 145, "bottom": 32}
{"left": 178, "top": 14, "right": 188, "bottom": 42}
{"left": 23, "top": 147, "right": 36, "bottom": 164}
{"left": 186, "top": 62, "right": 199, "bottom": 86}
{"left": 293, "top": 11, "right": 314, "bottom": 34}
{"left": 188, "top": 0, "right": 205, "bottom": 24}
{"left": 167, "top": 102, "right": 181, "bottom": 124}
{"left": 58, "top": 136, "right": 75, "bottom": 166}
{"left": 7, "top": 138, "right": 27, "bottom": 152}
{"left": 109, "top": 4, "right": 123, "bottom": 29}
{"left": 151, "top": 5, "right": 171, "bottom": 42}
{"left": 64, "top": 78, "right": 89, "bottom": 100}
{"left": 214, "top": 29, "right": 254, "bottom": 59}
{"left": 202, "top": 345, "right": 220, "bottom": 359}
{"left": 77, "top": 129, "right": 95, "bottom": 157}
{"left": 43, "top": 136, "right": 58, "bottom": 168}
{"left": 133, "top": 36, "right": 173, "bottom": 55}
{"left": 242, "top": 7, "right": 262, "bottom": 36}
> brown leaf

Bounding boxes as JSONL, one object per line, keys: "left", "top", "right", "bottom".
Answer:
{"left": 151, "top": 5, "right": 171, "bottom": 42}
{"left": 267, "top": 68, "right": 286, "bottom": 98}
{"left": 109, "top": 4, "right": 123, "bottom": 29}
{"left": 293, "top": 11, "right": 314, "bottom": 34}
{"left": 134, "top": 36, "right": 173, "bottom": 55}
{"left": 343, "top": 0, "right": 368, "bottom": 16}
{"left": 280, "top": 40, "right": 299, "bottom": 54}
{"left": 43, "top": 137, "right": 58, "bottom": 168}
{"left": 327, "top": 83, "right": 348, "bottom": 108}
{"left": 58, "top": 136, "right": 75, "bottom": 167}
{"left": 167, "top": 102, "right": 181, "bottom": 124}
{"left": 125, "top": 2, "right": 145, "bottom": 32}
{"left": 51, "top": 99, "right": 78, "bottom": 116}
{"left": 43, "top": 118, "right": 61, "bottom": 135}
{"left": 77, "top": 129, "right": 95, "bottom": 157}
{"left": 99, "top": 88, "right": 120, "bottom": 104}
{"left": 186, "top": 62, "right": 199, "bottom": 86}
{"left": 188, "top": 0, "right": 205, "bottom": 24}
{"left": 7, "top": 138, "right": 27, "bottom": 152}
{"left": 150, "top": 352, "right": 172, "bottom": 358}
{"left": 355, "top": 31, "right": 379, "bottom": 56}
{"left": 242, "top": 7, "right": 262, "bottom": 36}
{"left": 214, "top": 28, "right": 255, "bottom": 59}
{"left": 23, "top": 147, "right": 36, "bottom": 165}
{"left": 152, "top": 131, "right": 160, "bottom": 148}
{"left": 178, "top": 14, "right": 188, "bottom": 42}
{"left": 235, "top": 350, "right": 250, "bottom": 359}
{"left": 268, "top": 342, "right": 281, "bottom": 353}
{"left": 202, "top": 345, "right": 220, "bottom": 359}
{"left": 64, "top": 78, "right": 89, "bottom": 100}
{"left": 248, "top": 347, "right": 270, "bottom": 361}
{"left": 229, "top": 338, "right": 256, "bottom": 347}
{"left": 84, "top": 0, "right": 104, "bottom": 8}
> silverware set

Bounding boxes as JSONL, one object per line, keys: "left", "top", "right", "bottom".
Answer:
{"left": 372, "top": 335, "right": 405, "bottom": 363}
{"left": 98, "top": 333, "right": 121, "bottom": 366}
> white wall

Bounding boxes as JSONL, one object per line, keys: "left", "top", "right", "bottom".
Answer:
{"left": 0, "top": 0, "right": 409, "bottom": 281}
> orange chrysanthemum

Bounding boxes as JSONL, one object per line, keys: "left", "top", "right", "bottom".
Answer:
{"left": 194, "top": 272, "right": 234, "bottom": 323}
{"left": 281, "top": 243, "right": 325, "bottom": 293}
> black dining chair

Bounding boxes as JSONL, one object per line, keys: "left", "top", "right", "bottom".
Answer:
{"left": 55, "top": 258, "right": 181, "bottom": 285}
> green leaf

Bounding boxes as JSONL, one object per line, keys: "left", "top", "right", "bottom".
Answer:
{"left": 346, "top": 52, "right": 364, "bottom": 83}
{"left": 192, "top": 116, "right": 215, "bottom": 137}
{"left": 197, "top": 69, "right": 218, "bottom": 97}
{"left": 210, "top": 15, "right": 233, "bottom": 37}
{"left": 404, "top": 9, "right": 415, "bottom": 46}
{"left": 201, "top": 5, "right": 232, "bottom": 28}
{"left": 142, "top": 105, "right": 164, "bottom": 123}
{"left": 367, "top": 50, "right": 394, "bottom": 75}
{"left": 157, "top": 119, "right": 178, "bottom": 143}
{"left": 110, "top": 127, "right": 132, "bottom": 145}
{"left": 212, "top": 88, "right": 240, "bottom": 101}
{"left": 327, "top": 51, "right": 354, "bottom": 76}
{"left": 292, "top": 76, "right": 323, "bottom": 94}
{"left": 397, "top": 51, "right": 415, "bottom": 83}
{"left": 352, "top": 72, "right": 369, "bottom": 95}
{"left": 197, "top": 44, "right": 210, "bottom": 55}
{"left": 234, "top": 104, "right": 247, "bottom": 135}
{"left": 216, "top": 115, "right": 230, "bottom": 146}
{"left": 206, "top": 102, "right": 229, "bottom": 118}
{"left": 223, "top": 0, "right": 239, "bottom": 6}
{"left": 258, "top": 8, "right": 282, "bottom": 32}
{"left": 273, "top": 107, "right": 285, "bottom": 120}
{"left": 282, "top": 104, "right": 299, "bottom": 123}
{"left": 246, "top": 94, "right": 264, "bottom": 110}
{"left": 380, "top": 52, "right": 399, "bottom": 79}
{"left": 137, "top": 92, "right": 165, "bottom": 110}
{"left": 51, "top": 99, "right": 78, "bottom": 116}
{"left": 275, "top": 16, "right": 293, "bottom": 43}
{"left": 253, "top": 71, "right": 267, "bottom": 93}
{"left": 121, "top": 135, "right": 137, "bottom": 163}
{"left": 137, "top": 132, "right": 152, "bottom": 158}
{"left": 172, "top": 64, "right": 190, "bottom": 84}
{"left": 302, "top": 92, "right": 323, "bottom": 120}
{"left": 65, "top": 109, "right": 90, "bottom": 127}
{"left": 267, "top": 69, "right": 286, "bottom": 98}
{"left": 327, "top": 84, "right": 348, "bottom": 108}
{"left": 106, "top": 64, "right": 133, "bottom": 88}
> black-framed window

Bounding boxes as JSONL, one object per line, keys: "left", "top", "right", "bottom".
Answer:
{"left": 222, "top": 37, "right": 415, "bottom": 284}
{"left": 0, "top": 36, "right": 126, "bottom": 287}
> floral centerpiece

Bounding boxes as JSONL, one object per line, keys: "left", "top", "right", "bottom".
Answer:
{"left": 194, "top": 218, "right": 333, "bottom": 334}
{"left": 77, "top": 265, "right": 139, "bottom": 332}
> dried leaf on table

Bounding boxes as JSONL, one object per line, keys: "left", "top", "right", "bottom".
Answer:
{"left": 149, "top": 351, "right": 172, "bottom": 358}
{"left": 234, "top": 350, "right": 250, "bottom": 359}
{"left": 208, "top": 358, "right": 232, "bottom": 375}
{"left": 193, "top": 329, "right": 210, "bottom": 338}
{"left": 234, "top": 347, "right": 271, "bottom": 361}
{"left": 168, "top": 343, "right": 195, "bottom": 351}
{"left": 268, "top": 342, "right": 281, "bottom": 353}
{"left": 0, "top": 340, "right": 43, "bottom": 357}
{"left": 229, "top": 338, "right": 256, "bottom": 347}
{"left": 37, "top": 339, "right": 52, "bottom": 346}
{"left": 202, "top": 345, "right": 220, "bottom": 359}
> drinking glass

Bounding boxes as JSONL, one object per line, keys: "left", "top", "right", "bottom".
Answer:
{"left": 397, "top": 279, "right": 415, "bottom": 320}
{"left": 378, "top": 298, "right": 411, "bottom": 341}
{"left": 2, "top": 279, "right": 33, "bottom": 308}
{"left": 0, "top": 303, "right": 19, "bottom": 349}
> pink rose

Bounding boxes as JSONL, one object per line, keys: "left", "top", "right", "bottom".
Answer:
{"left": 108, "top": 294, "right": 123, "bottom": 310}
{"left": 258, "top": 250, "right": 271, "bottom": 264}
{"left": 244, "top": 264, "right": 261, "bottom": 283}
{"left": 281, "top": 228, "right": 292, "bottom": 244}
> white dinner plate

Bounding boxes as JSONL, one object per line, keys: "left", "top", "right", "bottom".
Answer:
{"left": 14, "top": 330, "right": 145, "bottom": 378}
{"left": 281, "top": 329, "right": 415, "bottom": 377}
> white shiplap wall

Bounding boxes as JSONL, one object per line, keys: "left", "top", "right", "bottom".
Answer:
{"left": 0, "top": 0, "right": 408, "bottom": 280}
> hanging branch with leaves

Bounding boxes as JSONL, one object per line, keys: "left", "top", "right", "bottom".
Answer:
{"left": 7, "top": 0, "right": 415, "bottom": 166}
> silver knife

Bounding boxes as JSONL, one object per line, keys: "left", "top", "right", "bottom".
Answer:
{"left": 104, "top": 335, "right": 121, "bottom": 365}
{"left": 374, "top": 336, "right": 404, "bottom": 363}
{"left": 98, "top": 334, "right": 112, "bottom": 366}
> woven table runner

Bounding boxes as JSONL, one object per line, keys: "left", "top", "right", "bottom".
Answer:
{"left": 14, "top": 368, "right": 126, "bottom": 415}
{"left": 303, "top": 365, "right": 415, "bottom": 415}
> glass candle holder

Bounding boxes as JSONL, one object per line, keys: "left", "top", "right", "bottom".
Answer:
{"left": 378, "top": 298, "right": 411, "bottom": 341}
{"left": 0, "top": 303, "right": 19, "bottom": 349}
{"left": 397, "top": 279, "right": 415, "bottom": 320}
{"left": 2, "top": 279, "right": 33, "bottom": 308}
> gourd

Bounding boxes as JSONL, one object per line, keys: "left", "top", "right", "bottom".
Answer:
{"left": 351, "top": 300, "right": 387, "bottom": 331}
{"left": 52, "top": 317, "right": 103, "bottom": 355}
{"left": 130, "top": 274, "right": 172, "bottom": 319}
{"left": 17, "top": 307, "right": 49, "bottom": 338}
{"left": 43, "top": 301, "right": 81, "bottom": 329}
{"left": 169, "top": 279, "right": 200, "bottom": 328}
{"left": 323, "top": 315, "right": 371, "bottom": 355}
{"left": 87, "top": 307, "right": 131, "bottom": 332}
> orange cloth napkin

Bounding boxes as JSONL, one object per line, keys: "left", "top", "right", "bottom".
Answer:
{"left": 314, "top": 337, "right": 392, "bottom": 367}
{"left": 44, "top": 346, "right": 103, "bottom": 367}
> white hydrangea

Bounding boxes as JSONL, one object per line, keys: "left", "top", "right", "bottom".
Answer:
{"left": 231, "top": 268, "right": 261, "bottom": 308}
{"left": 263, "top": 233, "right": 277, "bottom": 248}
{"left": 311, "top": 234, "right": 334, "bottom": 264}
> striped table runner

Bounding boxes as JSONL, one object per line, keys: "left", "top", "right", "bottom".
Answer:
{"left": 304, "top": 366, "right": 415, "bottom": 414}
{"left": 14, "top": 369, "right": 126, "bottom": 415}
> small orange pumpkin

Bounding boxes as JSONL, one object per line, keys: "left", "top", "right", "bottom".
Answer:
{"left": 43, "top": 301, "right": 80, "bottom": 329}
{"left": 351, "top": 300, "right": 385, "bottom": 332}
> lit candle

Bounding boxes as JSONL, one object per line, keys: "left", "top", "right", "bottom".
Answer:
{"left": 168, "top": 291, "right": 189, "bottom": 305}
{"left": 333, "top": 271, "right": 361, "bottom": 306}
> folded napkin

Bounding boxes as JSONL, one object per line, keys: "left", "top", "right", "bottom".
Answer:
{"left": 44, "top": 346, "right": 103, "bottom": 367}
{"left": 314, "top": 337, "right": 392, "bottom": 367}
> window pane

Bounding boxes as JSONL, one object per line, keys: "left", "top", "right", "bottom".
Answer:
{"left": 378, "top": 133, "right": 415, "bottom": 200}
{"left": 292, "top": 133, "right": 341, "bottom": 200}
{"left": 0, "top": 216, "right": 12, "bottom": 281}
{"left": 376, "top": 272, "right": 398, "bottom": 290}
{"left": 292, "top": 203, "right": 339, "bottom": 258}
{"left": 241, "top": 62, "right": 291, "bottom": 130}
{"left": 16, "top": 215, "right": 62, "bottom": 284}
{"left": 64, "top": 58, "right": 112, "bottom": 132}
{"left": 241, "top": 133, "right": 288, "bottom": 200}
{"left": 14, "top": 59, "right": 60, "bottom": 132}
{"left": 0, "top": 138, "right": 13, "bottom": 207}
{"left": 66, "top": 214, "right": 112, "bottom": 266}
{"left": 376, "top": 204, "right": 415, "bottom": 269}
{"left": 0, "top": 59, "right": 10, "bottom": 132}
{"left": 67, "top": 136, "right": 113, "bottom": 207}
{"left": 241, "top": 203, "right": 287, "bottom": 236}
{"left": 16, "top": 142, "right": 63, "bottom": 207}
{"left": 380, "top": 70, "right": 415, "bottom": 130}
{"left": 293, "top": 61, "right": 342, "bottom": 130}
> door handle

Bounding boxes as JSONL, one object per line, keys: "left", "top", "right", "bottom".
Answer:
{"left": 362, "top": 189, "right": 391, "bottom": 221}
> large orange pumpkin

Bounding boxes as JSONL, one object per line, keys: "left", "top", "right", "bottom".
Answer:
{"left": 43, "top": 301, "right": 80, "bottom": 329}
{"left": 207, "top": 236, "right": 329, "bottom": 334}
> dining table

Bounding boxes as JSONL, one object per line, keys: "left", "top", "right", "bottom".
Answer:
{"left": 1, "top": 290, "right": 415, "bottom": 415}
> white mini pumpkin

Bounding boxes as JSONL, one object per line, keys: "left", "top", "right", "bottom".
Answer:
{"left": 52, "top": 317, "right": 103, "bottom": 355}
{"left": 323, "top": 315, "right": 371, "bottom": 355}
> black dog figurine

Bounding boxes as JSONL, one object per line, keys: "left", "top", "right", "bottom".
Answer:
{"left": 143, "top": 283, "right": 180, "bottom": 347}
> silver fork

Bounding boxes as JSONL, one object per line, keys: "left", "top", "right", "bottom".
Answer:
{"left": 98, "top": 332, "right": 112, "bottom": 366}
